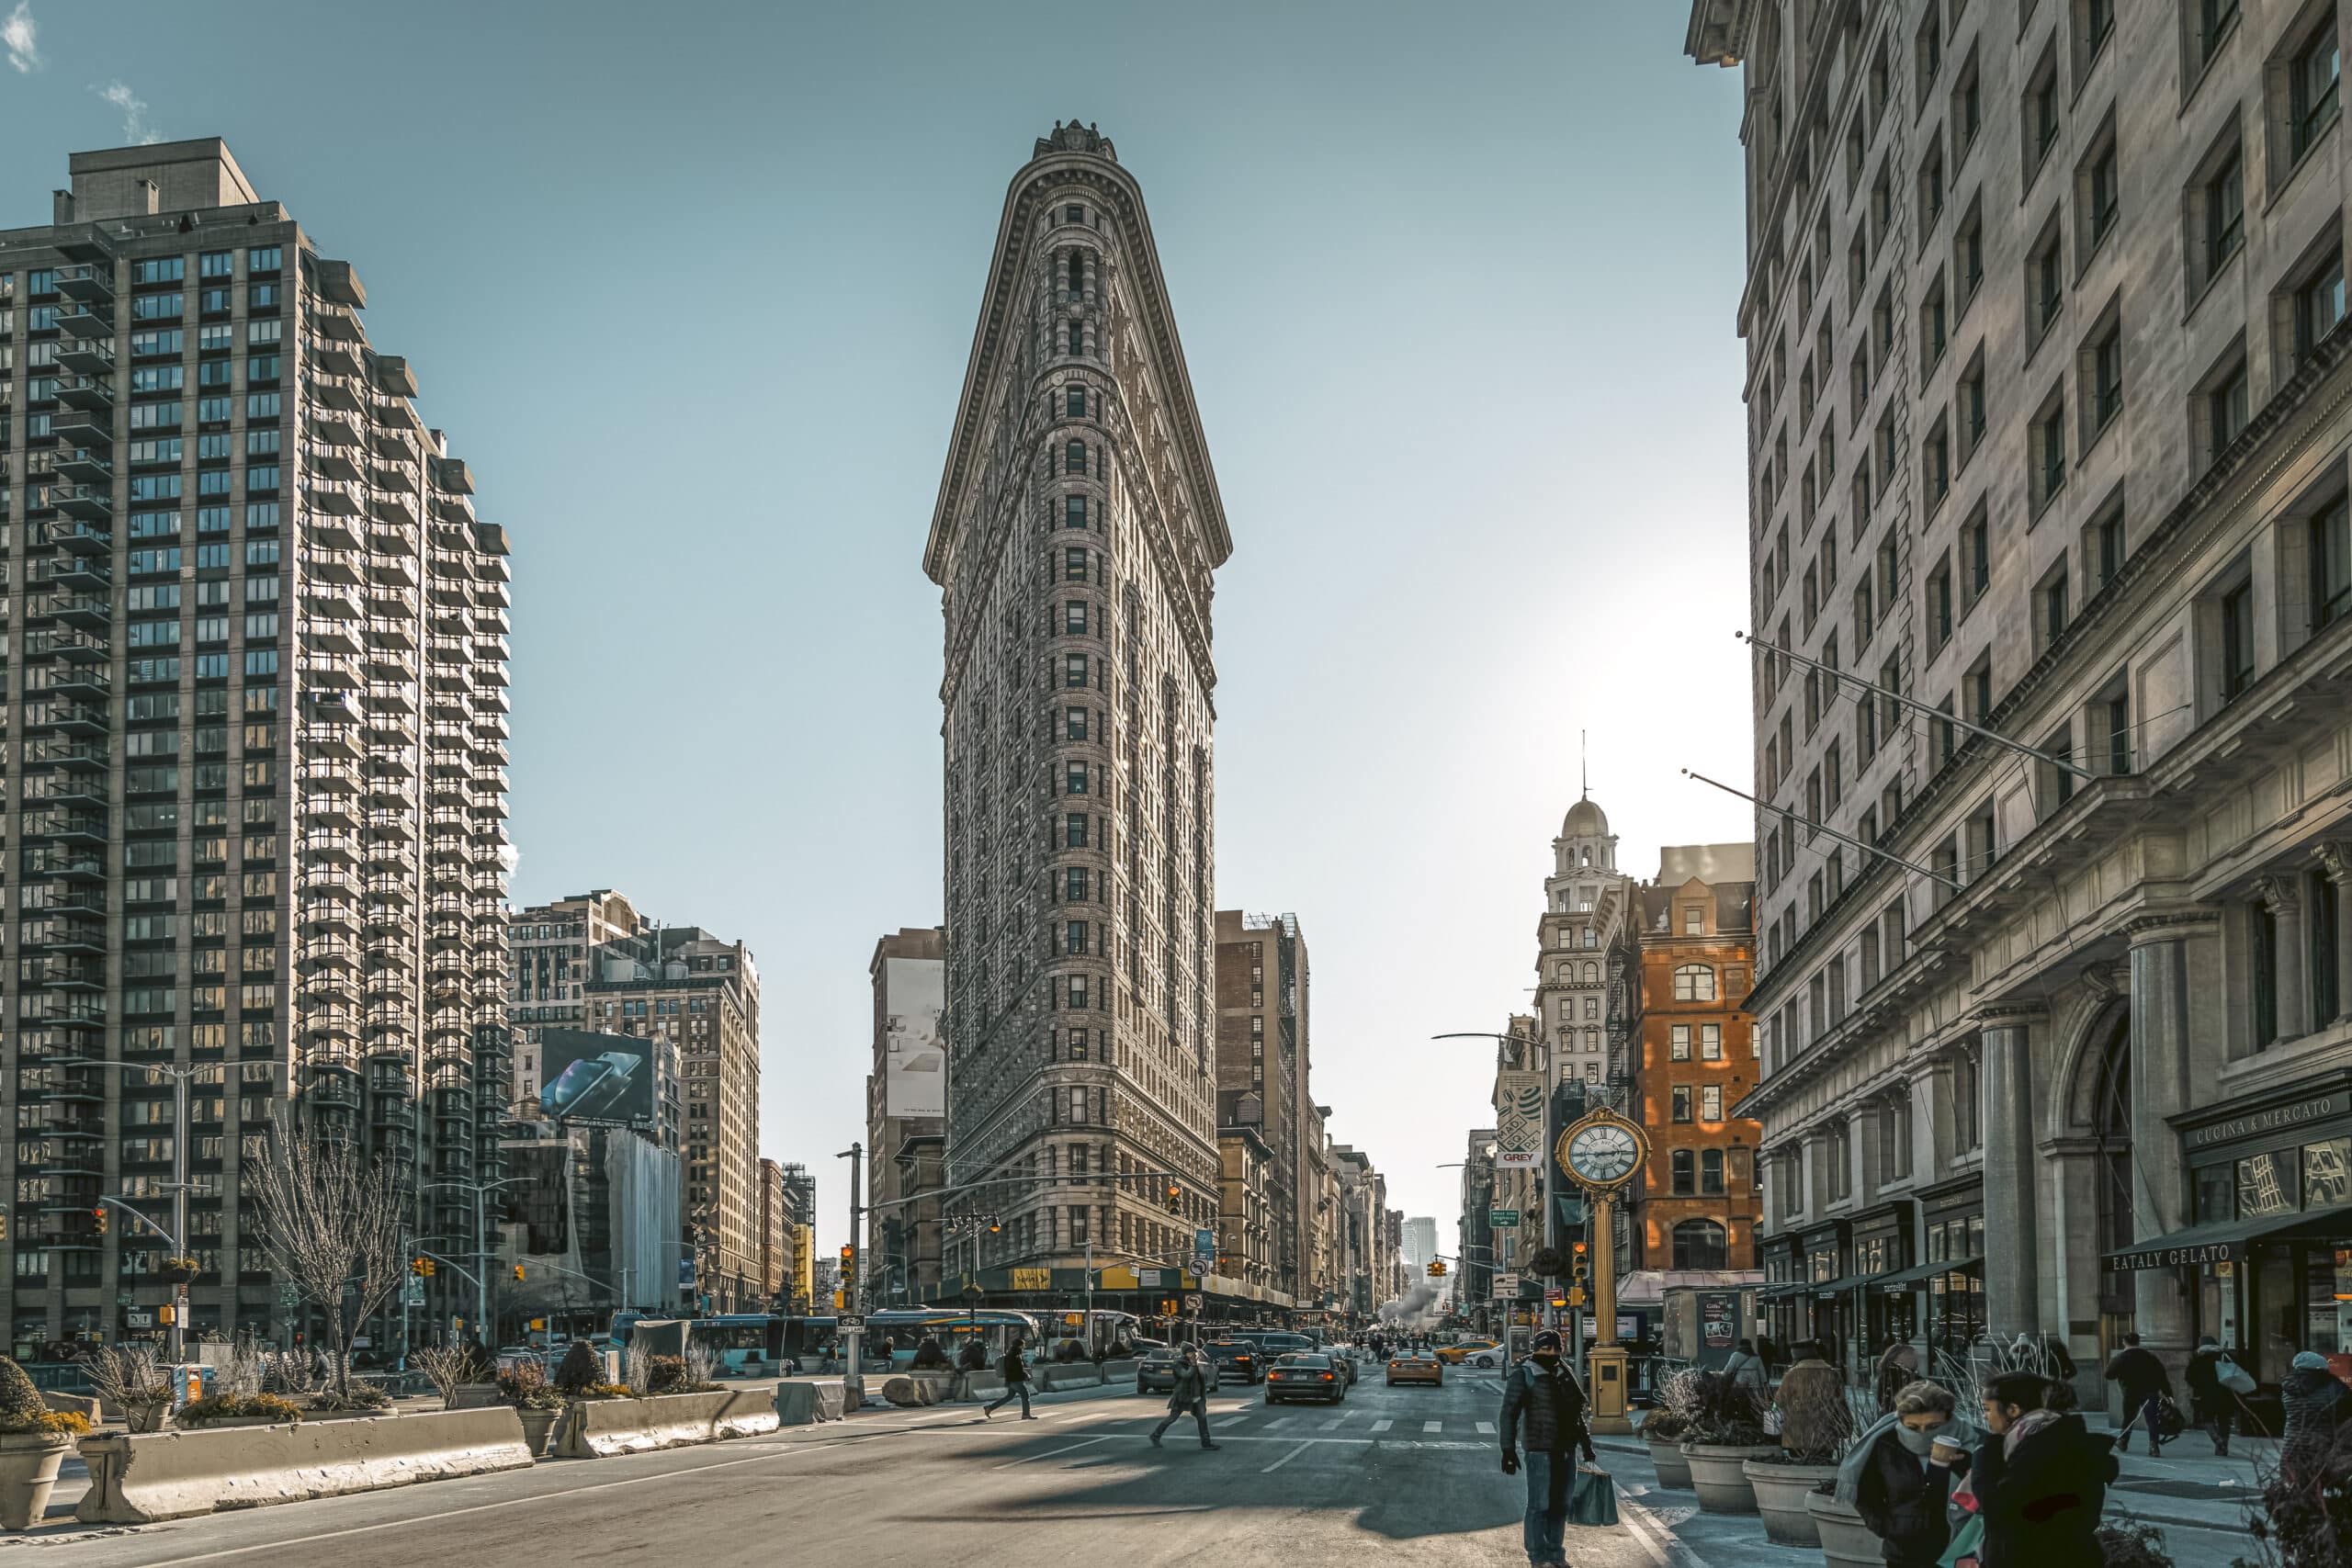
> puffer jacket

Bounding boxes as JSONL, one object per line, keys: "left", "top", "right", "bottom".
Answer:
{"left": 1166, "top": 1359, "right": 1208, "bottom": 1410}
{"left": 1500, "top": 1356, "right": 1595, "bottom": 1459}
{"left": 1853, "top": 1426, "right": 1951, "bottom": 1564}
{"left": 2282, "top": 1366, "right": 2352, "bottom": 1454}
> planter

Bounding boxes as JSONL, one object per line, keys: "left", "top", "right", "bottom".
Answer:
{"left": 1645, "top": 1437, "right": 1693, "bottom": 1488}
{"left": 1679, "top": 1441, "right": 1780, "bottom": 1514}
{"left": 514, "top": 1406, "right": 560, "bottom": 1456}
{"left": 124, "top": 1398, "right": 172, "bottom": 1435}
{"left": 0, "top": 1432, "right": 72, "bottom": 1531}
{"left": 1806, "top": 1488, "right": 1885, "bottom": 1568}
{"left": 179, "top": 1416, "right": 292, "bottom": 1430}
{"left": 1744, "top": 1459, "right": 1840, "bottom": 1546}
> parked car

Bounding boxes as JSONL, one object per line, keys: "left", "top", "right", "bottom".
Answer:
{"left": 1386, "top": 1350, "right": 1444, "bottom": 1388}
{"left": 1203, "top": 1339, "right": 1265, "bottom": 1384}
{"left": 1135, "top": 1348, "right": 1222, "bottom": 1394}
{"left": 1265, "top": 1352, "right": 1345, "bottom": 1404}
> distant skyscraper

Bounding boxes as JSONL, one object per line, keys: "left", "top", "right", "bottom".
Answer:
{"left": 1401, "top": 1216, "right": 1438, "bottom": 1270}
{"left": 2, "top": 140, "right": 513, "bottom": 1349}
{"left": 925, "top": 123, "right": 1233, "bottom": 1299}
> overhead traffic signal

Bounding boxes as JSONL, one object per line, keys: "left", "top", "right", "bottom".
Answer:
{"left": 1427, "top": 1260, "right": 1448, "bottom": 1279}
{"left": 512, "top": 1265, "right": 526, "bottom": 1282}
{"left": 93, "top": 1206, "right": 107, "bottom": 1235}
{"left": 411, "top": 1257, "right": 435, "bottom": 1278}
{"left": 1165, "top": 1184, "right": 1182, "bottom": 1214}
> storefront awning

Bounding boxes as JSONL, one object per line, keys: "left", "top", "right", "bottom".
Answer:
{"left": 1812, "top": 1273, "right": 1876, "bottom": 1298}
{"left": 1871, "top": 1256, "right": 1984, "bottom": 1291}
{"left": 1758, "top": 1281, "right": 1807, "bottom": 1299}
{"left": 2103, "top": 1206, "right": 2352, "bottom": 1271}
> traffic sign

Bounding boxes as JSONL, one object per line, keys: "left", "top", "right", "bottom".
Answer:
{"left": 836, "top": 1314, "right": 865, "bottom": 1332}
{"left": 1193, "top": 1228, "right": 1215, "bottom": 1258}
{"left": 277, "top": 1283, "right": 300, "bottom": 1309}
{"left": 401, "top": 1278, "right": 425, "bottom": 1307}
{"left": 1489, "top": 1209, "right": 1521, "bottom": 1228}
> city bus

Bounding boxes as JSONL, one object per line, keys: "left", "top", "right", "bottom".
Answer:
{"left": 865, "top": 1307, "right": 1039, "bottom": 1367}
{"left": 615, "top": 1314, "right": 838, "bottom": 1374}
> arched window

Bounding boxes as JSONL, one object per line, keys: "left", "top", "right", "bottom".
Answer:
{"left": 1672, "top": 1219, "right": 1728, "bottom": 1269}
{"left": 1582, "top": 961, "right": 1600, "bottom": 983}
{"left": 1673, "top": 964, "right": 1717, "bottom": 1001}
{"left": 1580, "top": 847, "right": 1592, "bottom": 866}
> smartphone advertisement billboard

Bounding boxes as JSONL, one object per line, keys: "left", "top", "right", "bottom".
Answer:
{"left": 538, "top": 1029, "right": 656, "bottom": 1129}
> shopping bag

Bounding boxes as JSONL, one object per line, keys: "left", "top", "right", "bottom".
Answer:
{"left": 2216, "top": 1357, "right": 2256, "bottom": 1396}
{"left": 1938, "top": 1513, "right": 1984, "bottom": 1568}
{"left": 1568, "top": 1465, "right": 1620, "bottom": 1528}
{"left": 2153, "top": 1395, "right": 2187, "bottom": 1439}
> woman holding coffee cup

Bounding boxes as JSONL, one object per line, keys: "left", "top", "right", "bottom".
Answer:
{"left": 1852, "top": 1381, "right": 1968, "bottom": 1568}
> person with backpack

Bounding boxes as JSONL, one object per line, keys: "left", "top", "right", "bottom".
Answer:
{"left": 2183, "top": 1336, "right": 2246, "bottom": 1456}
{"left": 1499, "top": 1330, "right": 1598, "bottom": 1568}
{"left": 2101, "top": 1332, "right": 2170, "bottom": 1455}
{"left": 982, "top": 1334, "right": 1035, "bottom": 1420}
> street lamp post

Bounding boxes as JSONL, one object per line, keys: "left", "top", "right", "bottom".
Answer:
{"left": 423, "top": 1176, "right": 527, "bottom": 1346}
{"left": 91, "top": 1059, "right": 231, "bottom": 1362}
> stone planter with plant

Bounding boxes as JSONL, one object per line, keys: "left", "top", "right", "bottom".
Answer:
{"left": 0, "top": 1359, "right": 89, "bottom": 1530}
{"left": 301, "top": 1384, "right": 394, "bottom": 1421}
{"left": 1676, "top": 1371, "right": 1776, "bottom": 1514}
{"left": 175, "top": 1393, "right": 304, "bottom": 1429}
{"left": 498, "top": 1362, "right": 564, "bottom": 1456}
{"left": 85, "top": 1345, "right": 172, "bottom": 1434}
{"left": 1640, "top": 1368, "right": 1701, "bottom": 1488}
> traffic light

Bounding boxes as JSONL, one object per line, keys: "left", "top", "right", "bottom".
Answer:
{"left": 1164, "top": 1184, "right": 1181, "bottom": 1214}
{"left": 512, "top": 1265, "right": 526, "bottom": 1282}
{"left": 839, "top": 1244, "right": 853, "bottom": 1266}
{"left": 988, "top": 1217, "right": 1001, "bottom": 1233}
{"left": 1570, "top": 1240, "right": 1590, "bottom": 1286}
{"left": 1427, "top": 1260, "right": 1448, "bottom": 1279}
{"left": 92, "top": 1206, "right": 107, "bottom": 1235}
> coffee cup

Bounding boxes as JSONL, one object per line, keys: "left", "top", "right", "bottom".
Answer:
{"left": 1929, "top": 1438, "right": 1964, "bottom": 1466}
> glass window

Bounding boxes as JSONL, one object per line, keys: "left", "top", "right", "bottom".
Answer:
{"left": 2305, "top": 1137, "right": 2352, "bottom": 1210}
{"left": 1672, "top": 964, "right": 1717, "bottom": 1001}
{"left": 2293, "top": 17, "right": 2342, "bottom": 162}
{"left": 2237, "top": 1149, "right": 2299, "bottom": 1218}
{"left": 1671, "top": 1086, "right": 1693, "bottom": 1122}
{"left": 1701, "top": 1084, "right": 1724, "bottom": 1121}
{"left": 1670, "top": 1025, "right": 1691, "bottom": 1060}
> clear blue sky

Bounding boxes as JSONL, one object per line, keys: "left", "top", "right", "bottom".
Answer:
{"left": 0, "top": 1, "right": 1755, "bottom": 1263}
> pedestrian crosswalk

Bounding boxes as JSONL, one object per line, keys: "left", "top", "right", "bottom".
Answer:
{"left": 1173, "top": 1408, "right": 1496, "bottom": 1439}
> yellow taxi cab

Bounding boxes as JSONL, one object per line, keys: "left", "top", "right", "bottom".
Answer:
{"left": 1385, "top": 1350, "right": 1444, "bottom": 1387}
{"left": 1433, "top": 1339, "right": 1504, "bottom": 1368}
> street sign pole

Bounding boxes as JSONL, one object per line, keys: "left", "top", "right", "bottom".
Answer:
{"left": 839, "top": 1143, "right": 864, "bottom": 1412}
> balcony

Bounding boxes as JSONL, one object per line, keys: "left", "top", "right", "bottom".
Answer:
{"left": 54, "top": 264, "right": 114, "bottom": 305}
{"left": 20, "top": 919, "right": 104, "bottom": 953}
{"left": 55, "top": 375, "right": 115, "bottom": 413}
{"left": 53, "top": 446, "right": 110, "bottom": 487}
{"left": 24, "top": 813, "right": 107, "bottom": 844}
{"left": 55, "top": 337, "right": 115, "bottom": 378}
{"left": 50, "top": 556, "right": 110, "bottom": 593}
{"left": 50, "top": 407, "right": 112, "bottom": 449}
{"left": 50, "top": 522, "right": 112, "bottom": 558}
{"left": 50, "top": 483, "right": 111, "bottom": 521}
{"left": 29, "top": 957, "right": 104, "bottom": 991}
{"left": 56, "top": 300, "right": 114, "bottom": 339}
{"left": 26, "top": 702, "right": 110, "bottom": 737}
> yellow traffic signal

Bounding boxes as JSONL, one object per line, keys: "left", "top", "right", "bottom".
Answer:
{"left": 93, "top": 1206, "right": 107, "bottom": 1235}
{"left": 1165, "top": 1184, "right": 1181, "bottom": 1214}
{"left": 838, "top": 1244, "right": 853, "bottom": 1265}
{"left": 1427, "top": 1260, "right": 1448, "bottom": 1278}
{"left": 412, "top": 1258, "right": 426, "bottom": 1276}
{"left": 512, "top": 1265, "right": 526, "bottom": 1282}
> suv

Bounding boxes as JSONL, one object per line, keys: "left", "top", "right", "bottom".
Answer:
{"left": 1202, "top": 1339, "right": 1264, "bottom": 1384}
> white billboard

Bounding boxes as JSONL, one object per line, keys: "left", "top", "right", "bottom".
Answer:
{"left": 882, "top": 955, "right": 945, "bottom": 1118}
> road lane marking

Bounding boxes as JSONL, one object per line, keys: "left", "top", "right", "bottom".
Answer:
{"left": 1318, "top": 1417, "right": 1343, "bottom": 1430}
{"left": 1216, "top": 1414, "right": 1251, "bottom": 1427}
{"left": 1261, "top": 1441, "right": 1311, "bottom": 1473}
{"left": 993, "top": 1435, "right": 1114, "bottom": 1470}
{"left": 1370, "top": 1418, "right": 1393, "bottom": 1432}
{"left": 1477, "top": 1421, "right": 1497, "bottom": 1434}
{"left": 1423, "top": 1421, "right": 1442, "bottom": 1434}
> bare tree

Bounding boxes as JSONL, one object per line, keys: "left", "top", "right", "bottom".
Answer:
{"left": 247, "top": 1108, "right": 407, "bottom": 1402}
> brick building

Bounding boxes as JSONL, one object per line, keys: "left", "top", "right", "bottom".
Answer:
{"left": 1634, "top": 846, "right": 1763, "bottom": 1271}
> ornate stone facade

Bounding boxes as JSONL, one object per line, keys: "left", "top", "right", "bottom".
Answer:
{"left": 927, "top": 128, "right": 1232, "bottom": 1283}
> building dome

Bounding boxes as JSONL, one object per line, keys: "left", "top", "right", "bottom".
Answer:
{"left": 1562, "top": 796, "right": 1609, "bottom": 839}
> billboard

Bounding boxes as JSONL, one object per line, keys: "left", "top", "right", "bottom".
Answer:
{"left": 1494, "top": 1071, "right": 1544, "bottom": 1168}
{"left": 881, "top": 955, "right": 945, "bottom": 1118}
{"left": 537, "top": 1028, "right": 655, "bottom": 1129}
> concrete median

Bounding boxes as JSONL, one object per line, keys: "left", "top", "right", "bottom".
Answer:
{"left": 1033, "top": 1366, "right": 1102, "bottom": 1393}
{"left": 75, "top": 1408, "right": 536, "bottom": 1525}
{"left": 555, "top": 1389, "right": 781, "bottom": 1458}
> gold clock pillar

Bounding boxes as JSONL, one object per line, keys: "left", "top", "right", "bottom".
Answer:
{"left": 1555, "top": 1108, "right": 1646, "bottom": 1437}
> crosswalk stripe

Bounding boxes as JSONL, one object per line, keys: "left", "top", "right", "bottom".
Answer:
{"left": 994, "top": 1436, "right": 1112, "bottom": 1470}
{"left": 1319, "top": 1417, "right": 1343, "bottom": 1430}
{"left": 1423, "top": 1421, "right": 1442, "bottom": 1434}
{"left": 1477, "top": 1421, "right": 1497, "bottom": 1434}
{"left": 1216, "top": 1415, "right": 1251, "bottom": 1427}
{"left": 1370, "top": 1419, "right": 1393, "bottom": 1432}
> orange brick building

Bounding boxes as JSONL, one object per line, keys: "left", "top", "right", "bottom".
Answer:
{"left": 1633, "top": 846, "right": 1764, "bottom": 1271}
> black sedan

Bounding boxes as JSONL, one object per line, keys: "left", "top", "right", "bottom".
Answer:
{"left": 1134, "top": 1349, "right": 1223, "bottom": 1395}
{"left": 1264, "top": 1352, "right": 1345, "bottom": 1404}
{"left": 1202, "top": 1339, "right": 1264, "bottom": 1384}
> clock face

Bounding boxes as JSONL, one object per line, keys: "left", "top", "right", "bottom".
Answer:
{"left": 1565, "top": 1123, "right": 1642, "bottom": 1186}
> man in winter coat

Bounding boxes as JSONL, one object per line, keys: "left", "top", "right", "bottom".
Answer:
{"left": 1776, "top": 1341, "right": 1844, "bottom": 1453}
{"left": 1499, "top": 1330, "right": 1598, "bottom": 1568}
{"left": 2281, "top": 1349, "right": 2352, "bottom": 1479}
{"left": 1960, "top": 1372, "right": 2118, "bottom": 1568}
{"left": 982, "top": 1335, "right": 1036, "bottom": 1420}
{"left": 2101, "top": 1333, "right": 2170, "bottom": 1455}
{"left": 2182, "top": 1336, "right": 2236, "bottom": 1456}
{"left": 1147, "top": 1345, "right": 1220, "bottom": 1450}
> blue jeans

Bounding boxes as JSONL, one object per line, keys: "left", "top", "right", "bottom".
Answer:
{"left": 1521, "top": 1450, "right": 1571, "bottom": 1564}
{"left": 986, "top": 1382, "right": 1032, "bottom": 1417}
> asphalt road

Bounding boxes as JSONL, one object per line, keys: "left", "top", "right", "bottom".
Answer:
{"left": 43, "top": 1361, "right": 1672, "bottom": 1568}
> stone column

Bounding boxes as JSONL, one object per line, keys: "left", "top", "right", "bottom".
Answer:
{"left": 2257, "top": 875, "right": 2309, "bottom": 1041}
{"left": 2319, "top": 844, "right": 2352, "bottom": 1023}
{"left": 2128, "top": 914, "right": 2217, "bottom": 1371}
{"left": 1977, "top": 1006, "right": 2043, "bottom": 1339}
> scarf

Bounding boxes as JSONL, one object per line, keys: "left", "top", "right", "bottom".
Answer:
{"left": 2001, "top": 1408, "right": 2062, "bottom": 1459}
{"left": 1834, "top": 1413, "right": 1985, "bottom": 1506}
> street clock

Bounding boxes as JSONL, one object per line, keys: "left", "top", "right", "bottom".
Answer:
{"left": 1555, "top": 1108, "right": 1647, "bottom": 1193}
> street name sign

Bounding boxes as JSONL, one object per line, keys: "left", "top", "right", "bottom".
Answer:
{"left": 1488, "top": 1209, "right": 1521, "bottom": 1227}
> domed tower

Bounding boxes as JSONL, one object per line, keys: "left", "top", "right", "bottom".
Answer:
{"left": 1534, "top": 785, "right": 1637, "bottom": 1103}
